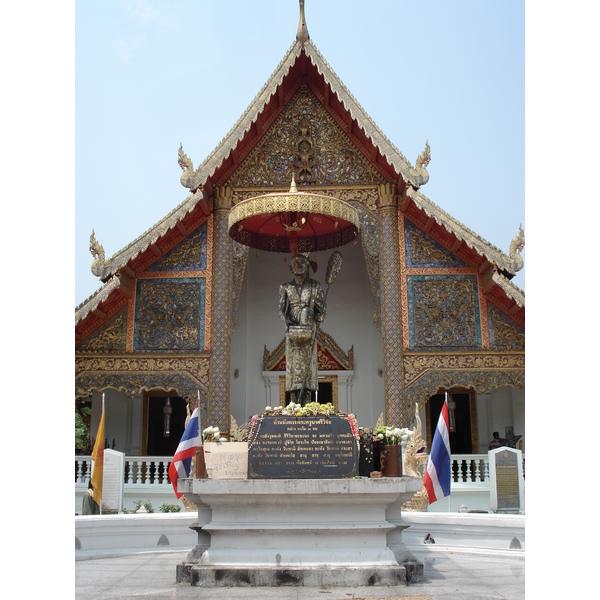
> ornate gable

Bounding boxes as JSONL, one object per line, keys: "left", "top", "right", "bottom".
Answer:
{"left": 487, "top": 304, "right": 525, "bottom": 350}
{"left": 404, "top": 220, "right": 467, "bottom": 269}
{"left": 229, "top": 84, "right": 382, "bottom": 189}
{"left": 147, "top": 225, "right": 207, "bottom": 272}
{"left": 76, "top": 307, "right": 127, "bottom": 354}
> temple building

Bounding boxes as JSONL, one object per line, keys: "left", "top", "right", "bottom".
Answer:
{"left": 75, "top": 3, "right": 524, "bottom": 468}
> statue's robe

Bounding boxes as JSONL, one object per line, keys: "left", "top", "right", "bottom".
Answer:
{"left": 278, "top": 278, "right": 326, "bottom": 394}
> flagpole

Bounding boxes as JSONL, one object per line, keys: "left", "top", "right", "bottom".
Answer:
{"left": 99, "top": 392, "right": 104, "bottom": 515}
{"left": 197, "top": 389, "right": 202, "bottom": 436}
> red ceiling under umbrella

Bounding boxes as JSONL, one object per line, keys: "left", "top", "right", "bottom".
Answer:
{"left": 228, "top": 180, "right": 360, "bottom": 255}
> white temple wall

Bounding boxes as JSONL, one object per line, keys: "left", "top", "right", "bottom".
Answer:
{"left": 88, "top": 390, "right": 143, "bottom": 455}
{"left": 476, "top": 386, "right": 525, "bottom": 453}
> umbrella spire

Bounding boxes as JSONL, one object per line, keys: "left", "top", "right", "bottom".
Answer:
{"left": 290, "top": 173, "right": 298, "bottom": 193}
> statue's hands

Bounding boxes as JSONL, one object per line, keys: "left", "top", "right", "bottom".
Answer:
{"left": 314, "top": 309, "right": 325, "bottom": 323}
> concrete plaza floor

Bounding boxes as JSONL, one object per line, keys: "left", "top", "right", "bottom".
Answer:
{"left": 75, "top": 546, "right": 525, "bottom": 600}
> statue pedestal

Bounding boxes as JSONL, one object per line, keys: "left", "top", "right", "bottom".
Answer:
{"left": 177, "top": 477, "right": 423, "bottom": 587}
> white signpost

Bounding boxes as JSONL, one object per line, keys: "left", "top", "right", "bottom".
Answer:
{"left": 489, "top": 447, "right": 524, "bottom": 514}
{"left": 103, "top": 449, "right": 125, "bottom": 513}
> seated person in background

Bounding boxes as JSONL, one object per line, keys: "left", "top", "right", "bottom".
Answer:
{"left": 488, "top": 431, "right": 502, "bottom": 450}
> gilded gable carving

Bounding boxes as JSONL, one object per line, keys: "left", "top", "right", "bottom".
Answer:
{"left": 134, "top": 279, "right": 205, "bottom": 353}
{"left": 488, "top": 305, "right": 525, "bottom": 350}
{"left": 408, "top": 275, "right": 481, "bottom": 351}
{"left": 75, "top": 355, "right": 210, "bottom": 401}
{"left": 230, "top": 84, "right": 382, "bottom": 188}
{"left": 405, "top": 220, "right": 465, "bottom": 268}
{"left": 148, "top": 223, "right": 207, "bottom": 271}
{"left": 76, "top": 309, "right": 127, "bottom": 354}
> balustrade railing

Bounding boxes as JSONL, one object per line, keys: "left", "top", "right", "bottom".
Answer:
{"left": 450, "top": 454, "right": 490, "bottom": 483}
{"left": 75, "top": 453, "right": 525, "bottom": 487}
{"left": 75, "top": 456, "right": 173, "bottom": 486}
{"left": 448, "top": 453, "right": 525, "bottom": 484}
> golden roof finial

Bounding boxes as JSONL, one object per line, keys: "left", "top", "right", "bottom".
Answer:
{"left": 290, "top": 172, "right": 298, "bottom": 193}
{"left": 296, "top": 0, "right": 309, "bottom": 43}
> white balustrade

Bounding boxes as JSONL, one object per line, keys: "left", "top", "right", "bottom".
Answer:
{"left": 74, "top": 453, "right": 524, "bottom": 489}
{"left": 447, "top": 453, "right": 525, "bottom": 483}
{"left": 75, "top": 456, "right": 173, "bottom": 486}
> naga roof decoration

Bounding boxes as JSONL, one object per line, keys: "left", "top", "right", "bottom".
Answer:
{"left": 77, "top": 18, "right": 524, "bottom": 320}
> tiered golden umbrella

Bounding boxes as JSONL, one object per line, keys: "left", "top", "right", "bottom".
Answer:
{"left": 228, "top": 177, "right": 359, "bottom": 256}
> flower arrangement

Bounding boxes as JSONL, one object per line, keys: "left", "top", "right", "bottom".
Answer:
{"left": 374, "top": 425, "right": 414, "bottom": 445}
{"left": 202, "top": 426, "right": 228, "bottom": 442}
{"left": 263, "top": 401, "right": 336, "bottom": 417}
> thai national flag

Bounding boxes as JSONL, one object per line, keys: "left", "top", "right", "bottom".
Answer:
{"left": 423, "top": 398, "right": 451, "bottom": 504}
{"left": 168, "top": 405, "right": 201, "bottom": 498}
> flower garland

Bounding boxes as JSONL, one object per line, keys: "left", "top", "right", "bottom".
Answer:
{"left": 263, "top": 401, "right": 336, "bottom": 417}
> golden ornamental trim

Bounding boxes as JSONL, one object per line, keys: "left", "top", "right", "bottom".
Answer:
{"left": 402, "top": 350, "right": 525, "bottom": 414}
{"left": 228, "top": 190, "right": 360, "bottom": 233}
{"left": 378, "top": 182, "right": 397, "bottom": 208}
{"left": 403, "top": 350, "right": 525, "bottom": 388}
{"left": 75, "top": 354, "right": 210, "bottom": 375}
{"left": 75, "top": 354, "right": 210, "bottom": 401}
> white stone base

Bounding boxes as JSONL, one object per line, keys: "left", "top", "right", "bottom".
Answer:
{"left": 190, "top": 564, "right": 406, "bottom": 587}
{"left": 177, "top": 477, "right": 423, "bottom": 587}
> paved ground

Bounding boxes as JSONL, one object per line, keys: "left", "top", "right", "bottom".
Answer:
{"left": 75, "top": 546, "right": 525, "bottom": 600}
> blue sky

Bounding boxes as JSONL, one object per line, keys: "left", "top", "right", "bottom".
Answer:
{"left": 74, "top": 0, "right": 525, "bottom": 304}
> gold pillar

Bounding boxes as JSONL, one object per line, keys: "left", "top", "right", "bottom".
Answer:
{"left": 208, "top": 185, "right": 232, "bottom": 432}
{"left": 378, "top": 183, "right": 407, "bottom": 426}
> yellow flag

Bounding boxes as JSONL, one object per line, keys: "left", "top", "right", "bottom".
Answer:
{"left": 90, "top": 407, "right": 105, "bottom": 506}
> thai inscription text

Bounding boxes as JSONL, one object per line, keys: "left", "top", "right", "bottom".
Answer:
{"left": 247, "top": 415, "right": 358, "bottom": 479}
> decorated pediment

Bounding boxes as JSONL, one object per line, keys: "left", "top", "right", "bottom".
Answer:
{"left": 76, "top": 308, "right": 127, "bottom": 354}
{"left": 230, "top": 84, "right": 382, "bottom": 190}
{"left": 147, "top": 222, "right": 207, "bottom": 271}
{"left": 405, "top": 220, "right": 468, "bottom": 268}
{"left": 263, "top": 329, "right": 353, "bottom": 372}
{"left": 487, "top": 304, "right": 525, "bottom": 350}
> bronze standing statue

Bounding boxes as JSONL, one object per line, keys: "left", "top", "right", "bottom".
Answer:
{"left": 279, "top": 251, "right": 344, "bottom": 405}
{"left": 279, "top": 253, "right": 326, "bottom": 405}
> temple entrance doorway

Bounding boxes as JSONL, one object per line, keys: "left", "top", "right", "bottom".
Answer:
{"left": 282, "top": 374, "right": 338, "bottom": 410}
{"left": 317, "top": 378, "right": 333, "bottom": 404}
{"left": 142, "top": 392, "right": 188, "bottom": 456}
{"left": 427, "top": 388, "right": 478, "bottom": 454}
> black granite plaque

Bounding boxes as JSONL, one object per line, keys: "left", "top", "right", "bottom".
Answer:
{"left": 247, "top": 415, "right": 359, "bottom": 479}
